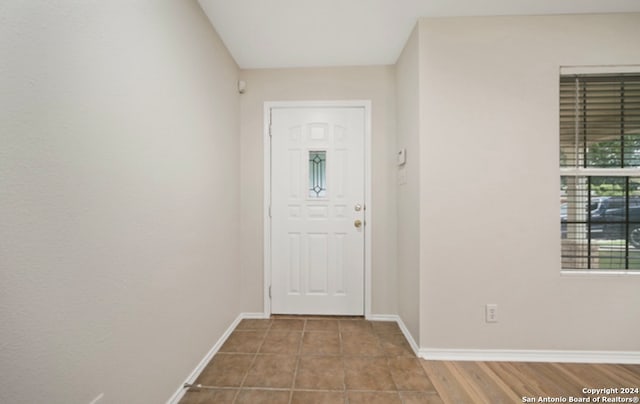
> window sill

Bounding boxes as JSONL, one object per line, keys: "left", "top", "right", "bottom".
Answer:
{"left": 561, "top": 270, "right": 640, "bottom": 277}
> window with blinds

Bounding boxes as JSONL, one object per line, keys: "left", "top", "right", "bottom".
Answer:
{"left": 560, "top": 73, "right": 640, "bottom": 270}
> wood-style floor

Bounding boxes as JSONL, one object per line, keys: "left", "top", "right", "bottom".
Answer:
{"left": 421, "top": 360, "right": 640, "bottom": 404}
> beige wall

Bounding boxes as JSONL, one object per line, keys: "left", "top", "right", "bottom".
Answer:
{"left": 418, "top": 14, "right": 640, "bottom": 351}
{"left": 395, "top": 26, "right": 422, "bottom": 342}
{"left": 3, "top": 6, "right": 638, "bottom": 403}
{"left": 0, "top": 2, "right": 242, "bottom": 403}
{"left": 239, "top": 67, "right": 398, "bottom": 315}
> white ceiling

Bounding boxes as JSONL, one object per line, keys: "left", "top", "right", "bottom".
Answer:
{"left": 198, "top": 0, "right": 640, "bottom": 69}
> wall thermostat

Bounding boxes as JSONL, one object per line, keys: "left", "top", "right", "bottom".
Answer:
{"left": 397, "top": 148, "right": 406, "bottom": 166}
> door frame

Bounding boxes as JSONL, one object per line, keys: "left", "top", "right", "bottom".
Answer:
{"left": 263, "top": 100, "right": 372, "bottom": 318}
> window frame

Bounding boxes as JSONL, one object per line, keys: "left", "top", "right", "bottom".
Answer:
{"left": 560, "top": 67, "right": 640, "bottom": 275}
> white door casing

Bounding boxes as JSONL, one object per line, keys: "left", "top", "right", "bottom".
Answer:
{"left": 265, "top": 102, "right": 371, "bottom": 316}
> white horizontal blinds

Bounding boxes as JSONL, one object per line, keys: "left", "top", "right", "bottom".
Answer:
{"left": 560, "top": 73, "right": 640, "bottom": 270}
{"left": 560, "top": 74, "right": 640, "bottom": 170}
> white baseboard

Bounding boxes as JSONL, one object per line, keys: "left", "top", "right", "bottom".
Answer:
{"left": 240, "top": 312, "right": 270, "bottom": 319}
{"left": 366, "top": 314, "right": 398, "bottom": 322}
{"left": 368, "top": 314, "right": 640, "bottom": 365}
{"left": 367, "top": 314, "right": 420, "bottom": 357}
{"left": 166, "top": 312, "right": 266, "bottom": 404}
{"left": 419, "top": 348, "right": 640, "bottom": 364}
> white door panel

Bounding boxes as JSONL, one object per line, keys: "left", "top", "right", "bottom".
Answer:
{"left": 270, "top": 107, "right": 365, "bottom": 315}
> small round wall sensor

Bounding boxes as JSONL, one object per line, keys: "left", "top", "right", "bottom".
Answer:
{"left": 237, "top": 80, "right": 246, "bottom": 94}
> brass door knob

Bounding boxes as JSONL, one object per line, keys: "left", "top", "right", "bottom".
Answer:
{"left": 354, "top": 219, "right": 362, "bottom": 228}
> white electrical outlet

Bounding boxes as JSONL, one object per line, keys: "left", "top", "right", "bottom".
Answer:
{"left": 485, "top": 304, "right": 498, "bottom": 323}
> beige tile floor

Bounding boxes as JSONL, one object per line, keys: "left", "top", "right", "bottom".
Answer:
{"left": 180, "top": 316, "right": 442, "bottom": 404}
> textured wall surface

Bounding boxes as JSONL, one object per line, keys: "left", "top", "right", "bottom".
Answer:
{"left": 418, "top": 14, "right": 640, "bottom": 351}
{"left": 394, "top": 25, "right": 421, "bottom": 344}
{"left": 0, "top": 1, "right": 241, "bottom": 403}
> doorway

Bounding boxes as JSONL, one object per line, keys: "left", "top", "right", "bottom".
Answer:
{"left": 264, "top": 101, "right": 371, "bottom": 316}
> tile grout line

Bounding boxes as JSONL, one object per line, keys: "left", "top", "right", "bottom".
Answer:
{"left": 377, "top": 328, "right": 403, "bottom": 401}
{"left": 232, "top": 319, "right": 272, "bottom": 404}
{"left": 338, "top": 319, "right": 348, "bottom": 402}
{"left": 185, "top": 319, "right": 273, "bottom": 400}
{"left": 287, "top": 318, "right": 306, "bottom": 404}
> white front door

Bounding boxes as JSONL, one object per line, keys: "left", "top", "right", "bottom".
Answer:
{"left": 270, "top": 106, "right": 365, "bottom": 315}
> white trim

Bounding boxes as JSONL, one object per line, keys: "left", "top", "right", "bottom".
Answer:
{"left": 166, "top": 312, "right": 265, "bottom": 404}
{"left": 561, "top": 270, "right": 640, "bottom": 277}
{"left": 560, "top": 65, "right": 640, "bottom": 75}
{"left": 560, "top": 168, "right": 640, "bottom": 177}
{"left": 263, "top": 100, "right": 372, "bottom": 317}
{"left": 241, "top": 312, "right": 270, "bottom": 319}
{"left": 363, "top": 102, "right": 372, "bottom": 318}
{"left": 369, "top": 315, "right": 640, "bottom": 365}
{"left": 366, "top": 314, "right": 399, "bottom": 321}
{"left": 263, "top": 105, "right": 272, "bottom": 318}
{"left": 418, "top": 348, "right": 640, "bottom": 364}
{"left": 367, "top": 314, "right": 420, "bottom": 357}
{"left": 395, "top": 316, "right": 420, "bottom": 357}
